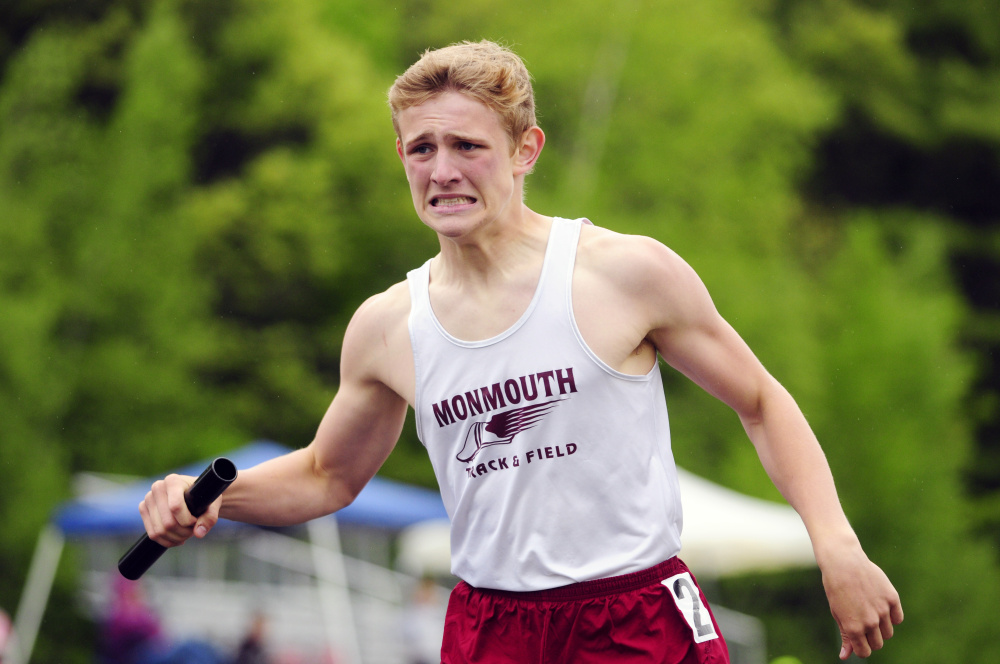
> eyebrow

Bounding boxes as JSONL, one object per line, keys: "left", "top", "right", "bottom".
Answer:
{"left": 402, "top": 131, "right": 487, "bottom": 150}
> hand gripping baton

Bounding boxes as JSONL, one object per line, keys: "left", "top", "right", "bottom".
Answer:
{"left": 118, "top": 457, "right": 238, "bottom": 580}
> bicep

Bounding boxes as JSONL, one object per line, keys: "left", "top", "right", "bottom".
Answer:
{"left": 309, "top": 292, "right": 411, "bottom": 501}
{"left": 644, "top": 251, "right": 772, "bottom": 420}
{"left": 311, "top": 376, "right": 408, "bottom": 500}
{"left": 656, "top": 314, "right": 773, "bottom": 419}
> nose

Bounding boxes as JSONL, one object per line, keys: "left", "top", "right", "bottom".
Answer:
{"left": 431, "top": 151, "right": 462, "bottom": 185}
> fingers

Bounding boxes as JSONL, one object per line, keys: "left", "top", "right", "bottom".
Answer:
{"left": 890, "top": 598, "right": 905, "bottom": 626}
{"left": 138, "top": 474, "right": 197, "bottom": 547}
{"left": 825, "top": 555, "right": 903, "bottom": 660}
{"left": 194, "top": 499, "right": 222, "bottom": 539}
{"left": 880, "top": 607, "right": 897, "bottom": 641}
{"left": 838, "top": 602, "right": 901, "bottom": 659}
{"left": 840, "top": 623, "right": 878, "bottom": 659}
{"left": 860, "top": 622, "right": 885, "bottom": 655}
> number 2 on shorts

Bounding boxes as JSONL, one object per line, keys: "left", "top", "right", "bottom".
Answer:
{"left": 663, "top": 572, "right": 720, "bottom": 643}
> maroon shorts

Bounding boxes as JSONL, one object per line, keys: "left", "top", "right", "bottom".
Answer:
{"left": 441, "top": 558, "right": 730, "bottom": 664}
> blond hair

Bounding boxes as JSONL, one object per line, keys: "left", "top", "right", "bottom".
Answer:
{"left": 388, "top": 40, "right": 537, "bottom": 149}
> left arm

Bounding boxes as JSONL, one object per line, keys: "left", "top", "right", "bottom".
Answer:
{"left": 593, "top": 233, "right": 903, "bottom": 659}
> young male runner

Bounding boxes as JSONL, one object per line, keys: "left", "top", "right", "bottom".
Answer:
{"left": 139, "top": 40, "right": 903, "bottom": 662}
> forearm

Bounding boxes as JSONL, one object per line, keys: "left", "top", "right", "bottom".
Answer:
{"left": 740, "top": 379, "right": 861, "bottom": 563}
{"left": 219, "top": 445, "right": 355, "bottom": 527}
{"left": 217, "top": 386, "right": 405, "bottom": 527}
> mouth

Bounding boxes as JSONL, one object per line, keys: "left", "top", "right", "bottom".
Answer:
{"left": 431, "top": 195, "right": 477, "bottom": 208}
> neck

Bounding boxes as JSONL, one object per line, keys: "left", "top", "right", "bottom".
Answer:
{"left": 432, "top": 205, "right": 551, "bottom": 289}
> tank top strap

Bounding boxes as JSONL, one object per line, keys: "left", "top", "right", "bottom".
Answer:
{"left": 534, "top": 217, "right": 583, "bottom": 313}
{"left": 407, "top": 258, "right": 432, "bottom": 314}
{"left": 406, "top": 258, "right": 435, "bottom": 350}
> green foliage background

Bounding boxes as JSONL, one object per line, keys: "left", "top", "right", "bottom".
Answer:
{"left": 2, "top": 0, "right": 999, "bottom": 661}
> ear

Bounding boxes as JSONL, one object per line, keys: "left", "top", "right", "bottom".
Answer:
{"left": 513, "top": 126, "right": 545, "bottom": 175}
{"left": 396, "top": 137, "right": 405, "bottom": 163}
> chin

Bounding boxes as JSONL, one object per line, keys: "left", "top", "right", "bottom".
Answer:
{"left": 422, "top": 211, "right": 483, "bottom": 239}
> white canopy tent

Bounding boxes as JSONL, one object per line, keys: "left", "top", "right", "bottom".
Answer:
{"left": 673, "top": 468, "right": 816, "bottom": 577}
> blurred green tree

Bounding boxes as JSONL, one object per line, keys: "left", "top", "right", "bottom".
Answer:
{"left": 0, "top": 0, "right": 431, "bottom": 659}
{"left": 0, "top": 4, "right": 224, "bottom": 661}
{"left": 769, "top": 0, "right": 1000, "bottom": 553}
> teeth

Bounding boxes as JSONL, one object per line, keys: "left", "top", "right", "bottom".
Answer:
{"left": 434, "top": 196, "right": 474, "bottom": 207}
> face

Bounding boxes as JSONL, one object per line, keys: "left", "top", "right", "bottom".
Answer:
{"left": 395, "top": 91, "right": 540, "bottom": 240}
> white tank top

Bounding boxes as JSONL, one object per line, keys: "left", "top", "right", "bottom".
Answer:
{"left": 407, "top": 217, "right": 683, "bottom": 591}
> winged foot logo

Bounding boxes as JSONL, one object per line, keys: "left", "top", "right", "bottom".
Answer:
{"left": 429, "top": 367, "right": 579, "bottom": 463}
{"left": 457, "top": 400, "right": 563, "bottom": 462}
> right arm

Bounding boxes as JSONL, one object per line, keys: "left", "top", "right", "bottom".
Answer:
{"left": 139, "top": 286, "right": 413, "bottom": 545}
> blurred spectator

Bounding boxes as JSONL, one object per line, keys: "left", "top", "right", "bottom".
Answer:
{"left": 232, "top": 612, "right": 270, "bottom": 664}
{"left": 99, "top": 577, "right": 163, "bottom": 664}
{"left": 98, "top": 576, "right": 223, "bottom": 664}
{"left": 400, "top": 577, "right": 444, "bottom": 664}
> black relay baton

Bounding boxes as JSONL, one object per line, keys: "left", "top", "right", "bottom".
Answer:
{"left": 118, "top": 457, "right": 238, "bottom": 580}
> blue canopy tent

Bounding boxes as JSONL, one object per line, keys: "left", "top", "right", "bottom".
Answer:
{"left": 6, "top": 441, "right": 450, "bottom": 664}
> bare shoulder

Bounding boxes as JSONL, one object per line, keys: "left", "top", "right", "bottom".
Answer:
{"left": 576, "top": 224, "right": 708, "bottom": 322}
{"left": 576, "top": 223, "right": 768, "bottom": 408}
{"left": 348, "top": 280, "right": 411, "bottom": 339}
{"left": 342, "top": 280, "right": 415, "bottom": 403}
{"left": 570, "top": 225, "right": 714, "bottom": 372}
